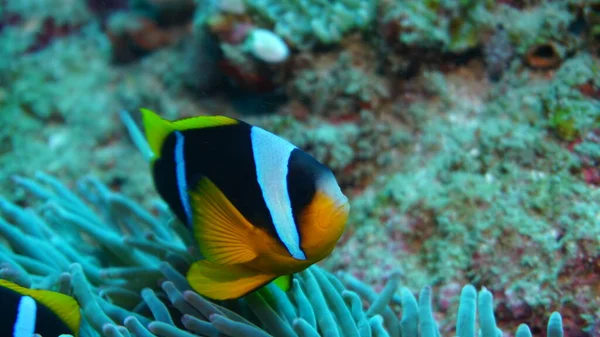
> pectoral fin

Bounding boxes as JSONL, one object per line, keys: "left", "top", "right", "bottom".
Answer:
{"left": 189, "top": 177, "right": 259, "bottom": 265}
{"left": 186, "top": 261, "right": 276, "bottom": 300}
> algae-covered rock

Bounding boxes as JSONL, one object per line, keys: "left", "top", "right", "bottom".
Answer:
{"left": 244, "top": 0, "right": 377, "bottom": 49}
{"left": 381, "top": 0, "right": 493, "bottom": 53}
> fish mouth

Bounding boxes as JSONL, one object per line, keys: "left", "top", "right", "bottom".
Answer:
{"left": 335, "top": 202, "right": 350, "bottom": 214}
{"left": 331, "top": 202, "right": 350, "bottom": 223}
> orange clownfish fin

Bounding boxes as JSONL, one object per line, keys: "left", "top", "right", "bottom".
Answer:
{"left": 0, "top": 279, "right": 82, "bottom": 336}
{"left": 189, "top": 177, "right": 259, "bottom": 265}
{"left": 272, "top": 275, "right": 293, "bottom": 292}
{"left": 186, "top": 260, "right": 276, "bottom": 300}
{"left": 140, "top": 108, "right": 238, "bottom": 161}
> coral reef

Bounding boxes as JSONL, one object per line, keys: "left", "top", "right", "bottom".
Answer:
{"left": 0, "top": 30, "right": 158, "bottom": 205}
{"left": 1, "top": 0, "right": 599, "bottom": 336}
{"left": 5, "top": 0, "right": 93, "bottom": 26}
{"left": 325, "top": 56, "right": 600, "bottom": 336}
{"left": 380, "top": 0, "right": 491, "bottom": 54}
{"left": 482, "top": 24, "right": 515, "bottom": 81}
{"left": 243, "top": 0, "right": 377, "bottom": 49}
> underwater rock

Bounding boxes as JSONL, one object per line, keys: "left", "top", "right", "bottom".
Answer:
{"left": 2, "top": 0, "right": 91, "bottom": 54}
{"left": 206, "top": 13, "right": 254, "bottom": 44}
{"left": 287, "top": 43, "right": 390, "bottom": 120}
{"left": 581, "top": 2, "right": 600, "bottom": 55}
{"left": 27, "top": 19, "right": 83, "bottom": 54}
{"left": 582, "top": 2, "right": 600, "bottom": 26}
{"left": 577, "top": 81, "right": 600, "bottom": 100}
{"left": 380, "top": 0, "right": 488, "bottom": 55}
{"left": 140, "top": 0, "right": 196, "bottom": 27}
{"left": 106, "top": 11, "right": 190, "bottom": 63}
{"left": 102, "top": 0, "right": 196, "bottom": 64}
{"left": 217, "top": 0, "right": 246, "bottom": 14}
{"left": 498, "top": 2, "right": 583, "bottom": 66}
{"left": 86, "top": 0, "right": 128, "bottom": 15}
{"left": 217, "top": 42, "right": 283, "bottom": 93}
{"left": 179, "top": 28, "right": 225, "bottom": 95}
{"left": 199, "top": 7, "right": 289, "bottom": 95}
{"left": 483, "top": 24, "right": 515, "bottom": 81}
{"left": 4, "top": 0, "right": 94, "bottom": 26}
{"left": 242, "top": 0, "right": 376, "bottom": 49}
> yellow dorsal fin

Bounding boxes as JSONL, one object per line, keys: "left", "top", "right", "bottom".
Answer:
{"left": 0, "top": 279, "right": 81, "bottom": 336}
{"left": 140, "top": 108, "right": 238, "bottom": 160}
{"left": 187, "top": 260, "right": 275, "bottom": 300}
{"left": 172, "top": 115, "right": 238, "bottom": 130}
{"left": 189, "top": 177, "right": 259, "bottom": 265}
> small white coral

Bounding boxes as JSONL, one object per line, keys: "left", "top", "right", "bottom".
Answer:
{"left": 245, "top": 28, "right": 289, "bottom": 63}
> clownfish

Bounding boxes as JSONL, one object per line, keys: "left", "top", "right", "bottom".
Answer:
{"left": 140, "top": 108, "right": 350, "bottom": 300}
{"left": 0, "top": 279, "right": 81, "bottom": 337}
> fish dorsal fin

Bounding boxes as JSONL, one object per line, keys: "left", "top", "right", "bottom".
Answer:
{"left": 172, "top": 115, "right": 238, "bottom": 130}
{"left": 272, "top": 275, "right": 292, "bottom": 291}
{"left": 140, "top": 108, "right": 238, "bottom": 160}
{"left": 0, "top": 279, "right": 81, "bottom": 336}
{"left": 187, "top": 261, "right": 276, "bottom": 300}
{"left": 189, "top": 177, "right": 258, "bottom": 265}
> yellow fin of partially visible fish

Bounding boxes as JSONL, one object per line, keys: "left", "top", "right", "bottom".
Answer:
{"left": 140, "top": 108, "right": 238, "bottom": 160}
{"left": 272, "top": 275, "right": 292, "bottom": 291}
{"left": 0, "top": 279, "right": 81, "bottom": 337}
{"left": 187, "top": 260, "right": 276, "bottom": 300}
{"left": 189, "top": 177, "right": 258, "bottom": 265}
